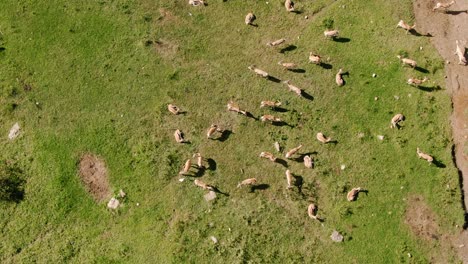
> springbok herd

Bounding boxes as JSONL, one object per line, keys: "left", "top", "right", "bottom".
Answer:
{"left": 165, "top": 0, "right": 465, "bottom": 222}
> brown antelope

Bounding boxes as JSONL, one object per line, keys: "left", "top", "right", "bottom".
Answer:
{"left": 304, "top": 155, "right": 314, "bottom": 168}
{"left": 347, "top": 187, "right": 362, "bottom": 201}
{"left": 248, "top": 65, "right": 269, "bottom": 78}
{"left": 285, "top": 144, "right": 303, "bottom": 159}
{"left": 267, "top": 38, "right": 286, "bottom": 47}
{"left": 316, "top": 132, "right": 332, "bottom": 143}
{"left": 433, "top": 1, "right": 455, "bottom": 12}
{"left": 260, "top": 151, "right": 277, "bottom": 162}
{"left": 194, "top": 179, "right": 214, "bottom": 191}
{"left": 309, "top": 52, "right": 322, "bottom": 65}
{"left": 417, "top": 148, "right": 434, "bottom": 164}
{"left": 336, "top": 69, "right": 344, "bottom": 86}
{"left": 285, "top": 0, "right": 295, "bottom": 12}
{"left": 260, "top": 114, "right": 282, "bottom": 123}
{"left": 278, "top": 61, "right": 297, "bottom": 70}
{"left": 206, "top": 124, "right": 223, "bottom": 139}
{"left": 193, "top": 153, "right": 204, "bottom": 168}
{"left": 397, "top": 55, "right": 417, "bottom": 68}
{"left": 167, "top": 104, "right": 181, "bottom": 115}
{"left": 189, "top": 0, "right": 204, "bottom": 6}
{"left": 407, "top": 77, "right": 428, "bottom": 86}
{"left": 237, "top": 178, "right": 257, "bottom": 188}
{"left": 324, "top": 29, "right": 339, "bottom": 39}
{"left": 245, "top": 12, "right": 256, "bottom": 25}
{"left": 390, "top": 114, "right": 405, "bottom": 129}
{"left": 455, "top": 40, "right": 467, "bottom": 65}
{"left": 308, "top": 203, "right": 319, "bottom": 220}
{"left": 260, "top": 100, "right": 282, "bottom": 108}
{"left": 397, "top": 20, "right": 416, "bottom": 34}
{"left": 286, "top": 169, "right": 294, "bottom": 189}
{"left": 283, "top": 80, "right": 302, "bottom": 96}
{"left": 227, "top": 101, "right": 248, "bottom": 115}
{"left": 174, "top": 129, "right": 187, "bottom": 143}
{"left": 179, "top": 159, "right": 192, "bottom": 175}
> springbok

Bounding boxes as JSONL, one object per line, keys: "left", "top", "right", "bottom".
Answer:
{"left": 417, "top": 148, "right": 434, "bottom": 164}
{"left": 179, "top": 159, "right": 192, "bottom": 175}
{"left": 285, "top": 0, "right": 295, "bottom": 12}
{"left": 245, "top": 13, "right": 256, "bottom": 25}
{"left": 260, "top": 151, "right": 277, "bottom": 162}
{"left": 193, "top": 153, "right": 204, "bottom": 168}
{"left": 278, "top": 61, "right": 297, "bottom": 70}
{"left": 227, "top": 101, "right": 248, "bottom": 115}
{"left": 286, "top": 169, "right": 294, "bottom": 189}
{"left": 304, "top": 155, "right": 314, "bottom": 168}
{"left": 237, "top": 178, "right": 257, "bottom": 188}
{"left": 267, "top": 38, "right": 286, "bottom": 47}
{"left": 206, "top": 124, "right": 223, "bottom": 139}
{"left": 168, "top": 104, "right": 181, "bottom": 115}
{"left": 285, "top": 144, "right": 303, "bottom": 159}
{"left": 324, "top": 29, "right": 339, "bottom": 39}
{"left": 407, "top": 77, "right": 428, "bottom": 86}
{"left": 307, "top": 203, "right": 319, "bottom": 220}
{"left": 336, "top": 69, "right": 344, "bottom": 86}
{"left": 283, "top": 80, "right": 302, "bottom": 96}
{"left": 397, "top": 55, "right": 417, "bottom": 68}
{"left": 309, "top": 52, "right": 322, "bottom": 65}
{"left": 455, "top": 40, "right": 467, "bottom": 65}
{"left": 433, "top": 1, "right": 455, "bottom": 12}
{"left": 194, "top": 179, "right": 214, "bottom": 191}
{"left": 347, "top": 187, "right": 362, "bottom": 201}
{"left": 316, "top": 132, "right": 332, "bottom": 143}
{"left": 260, "top": 100, "right": 282, "bottom": 108}
{"left": 260, "top": 114, "right": 282, "bottom": 123}
{"left": 390, "top": 114, "right": 405, "bottom": 129}
{"left": 174, "top": 129, "right": 187, "bottom": 143}
{"left": 189, "top": 0, "right": 204, "bottom": 6}
{"left": 397, "top": 20, "right": 416, "bottom": 34}
{"left": 248, "top": 65, "right": 269, "bottom": 78}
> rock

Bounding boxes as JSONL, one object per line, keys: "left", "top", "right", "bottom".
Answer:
{"left": 8, "top": 123, "right": 20, "bottom": 140}
{"left": 305, "top": 15, "right": 308, "bottom": 19}
{"left": 340, "top": 164, "right": 346, "bottom": 170}
{"left": 394, "top": 95, "right": 400, "bottom": 100}
{"left": 107, "top": 197, "right": 120, "bottom": 209}
{"left": 274, "top": 141, "right": 281, "bottom": 152}
{"left": 372, "top": 73, "right": 377, "bottom": 78}
{"left": 374, "top": 97, "right": 378, "bottom": 101}
{"left": 357, "top": 132, "right": 365, "bottom": 138}
{"left": 204, "top": 191, "right": 217, "bottom": 202}
{"left": 377, "top": 135, "right": 384, "bottom": 141}
{"left": 210, "top": 236, "right": 218, "bottom": 244}
{"left": 331, "top": 230, "right": 344, "bottom": 242}
{"left": 119, "top": 189, "right": 126, "bottom": 198}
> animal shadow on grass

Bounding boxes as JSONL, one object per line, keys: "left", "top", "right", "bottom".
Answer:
{"left": 293, "top": 175, "right": 303, "bottom": 193}
{"left": 319, "top": 63, "right": 333, "bottom": 70}
{"left": 415, "top": 66, "right": 430, "bottom": 73}
{"left": 245, "top": 112, "right": 259, "bottom": 120}
{"left": 193, "top": 167, "right": 206, "bottom": 177}
{"left": 272, "top": 107, "right": 288, "bottom": 113}
{"left": 207, "top": 158, "right": 217, "bottom": 171}
{"left": 279, "top": 45, "right": 297, "bottom": 54}
{"left": 355, "top": 189, "right": 369, "bottom": 201}
{"left": 275, "top": 158, "right": 289, "bottom": 168}
{"left": 216, "top": 130, "right": 233, "bottom": 142}
{"left": 271, "top": 121, "right": 293, "bottom": 127}
{"left": 291, "top": 10, "right": 303, "bottom": 14}
{"left": 292, "top": 152, "right": 318, "bottom": 162}
{"left": 301, "top": 91, "right": 314, "bottom": 101}
{"left": 288, "top": 68, "right": 306, "bottom": 73}
{"left": 332, "top": 37, "right": 351, "bottom": 43}
{"left": 432, "top": 159, "right": 446, "bottom": 168}
{"left": 211, "top": 186, "right": 229, "bottom": 196}
{"left": 250, "top": 184, "right": 270, "bottom": 193}
{"left": 267, "top": 76, "right": 282, "bottom": 83}
{"left": 0, "top": 47, "right": 5, "bottom": 52}
{"left": 417, "top": 85, "right": 442, "bottom": 92}
{"left": 0, "top": 177, "right": 25, "bottom": 203}
{"left": 446, "top": 10, "right": 468, "bottom": 15}
{"left": 409, "top": 29, "right": 432, "bottom": 37}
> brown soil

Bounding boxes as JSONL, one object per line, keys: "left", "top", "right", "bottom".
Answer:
{"left": 412, "top": 1, "right": 468, "bottom": 262}
{"left": 78, "top": 154, "right": 111, "bottom": 202}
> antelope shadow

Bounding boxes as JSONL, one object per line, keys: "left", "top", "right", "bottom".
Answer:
{"left": 250, "top": 184, "right": 270, "bottom": 193}
{"left": 279, "top": 45, "right": 297, "bottom": 54}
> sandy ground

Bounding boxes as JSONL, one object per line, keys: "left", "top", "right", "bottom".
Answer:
{"left": 413, "top": 0, "right": 468, "bottom": 262}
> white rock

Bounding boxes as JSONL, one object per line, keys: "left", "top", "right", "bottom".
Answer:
{"left": 274, "top": 141, "right": 281, "bottom": 152}
{"left": 330, "top": 230, "right": 344, "bottom": 242}
{"left": 372, "top": 73, "right": 377, "bottom": 78}
{"left": 340, "top": 164, "right": 346, "bottom": 170}
{"left": 204, "top": 191, "right": 217, "bottom": 202}
{"left": 8, "top": 123, "right": 20, "bottom": 140}
{"left": 394, "top": 95, "right": 399, "bottom": 100}
{"left": 377, "top": 135, "right": 384, "bottom": 140}
{"left": 107, "top": 197, "right": 120, "bottom": 209}
{"left": 357, "top": 132, "right": 365, "bottom": 138}
{"left": 179, "top": 178, "right": 185, "bottom": 182}
{"left": 305, "top": 16, "right": 308, "bottom": 19}
{"left": 210, "top": 236, "right": 218, "bottom": 244}
{"left": 374, "top": 97, "right": 378, "bottom": 101}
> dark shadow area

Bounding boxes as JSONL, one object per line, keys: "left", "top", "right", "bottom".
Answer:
{"left": 332, "top": 37, "right": 351, "bottom": 43}
{"left": 446, "top": 10, "right": 468, "bottom": 15}
{"left": 416, "top": 85, "right": 442, "bottom": 92}
{"left": 0, "top": 177, "right": 25, "bottom": 203}
{"left": 352, "top": 189, "right": 369, "bottom": 201}
{"left": 250, "top": 184, "right": 270, "bottom": 193}
{"left": 327, "top": 140, "right": 338, "bottom": 144}
{"left": 245, "top": 112, "right": 259, "bottom": 120}
{"left": 279, "top": 45, "right": 297, "bottom": 53}
{"left": 271, "top": 121, "right": 292, "bottom": 127}
{"left": 271, "top": 107, "right": 288, "bottom": 113}
{"left": 193, "top": 167, "right": 206, "bottom": 177}
{"left": 274, "top": 158, "right": 289, "bottom": 168}
{"left": 292, "top": 152, "right": 318, "bottom": 162}
{"left": 415, "top": 66, "right": 430, "bottom": 73}
{"left": 211, "top": 187, "right": 229, "bottom": 196}
{"left": 207, "top": 158, "right": 217, "bottom": 171}
{"left": 291, "top": 10, "right": 303, "bottom": 14}
{"left": 432, "top": 159, "right": 446, "bottom": 168}
{"left": 267, "top": 76, "right": 282, "bottom": 83}
{"left": 301, "top": 91, "right": 314, "bottom": 101}
{"left": 319, "top": 63, "right": 333, "bottom": 70}
{"left": 293, "top": 175, "right": 303, "bottom": 193}
{"left": 0, "top": 47, "right": 5, "bottom": 52}
{"left": 216, "top": 130, "right": 233, "bottom": 142}
{"left": 288, "top": 68, "right": 306, "bottom": 73}
{"left": 452, "top": 145, "right": 468, "bottom": 229}
{"left": 408, "top": 29, "right": 432, "bottom": 37}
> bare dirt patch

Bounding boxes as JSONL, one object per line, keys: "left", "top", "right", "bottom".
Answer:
{"left": 78, "top": 154, "right": 111, "bottom": 202}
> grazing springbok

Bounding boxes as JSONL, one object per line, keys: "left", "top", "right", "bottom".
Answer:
{"left": 347, "top": 187, "right": 362, "bottom": 201}
{"left": 397, "top": 55, "right": 417, "bottom": 68}
{"left": 285, "top": 169, "right": 294, "bottom": 189}
{"left": 267, "top": 38, "right": 286, "bottom": 47}
{"left": 285, "top": 0, "right": 295, "bottom": 12}
{"left": 283, "top": 80, "right": 302, "bottom": 96}
{"left": 194, "top": 179, "right": 214, "bottom": 191}
{"left": 407, "top": 77, "right": 428, "bottom": 86}
{"left": 455, "top": 40, "right": 467, "bottom": 65}
{"left": 260, "top": 100, "right": 282, "bottom": 108}
{"left": 260, "top": 151, "right": 277, "bottom": 162}
{"left": 189, "top": 0, "right": 204, "bottom": 6}
{"left": 316, "top": 132, "right": 332, "bottom": 143}
{"left": 174, "top": 129, "right": 187, "bottom": 143}
{"left": 397, "top": 20, "right": 416, "bottom": 34}
{"left": 336, "top": 69, "right": 344, "bottom": 86}
{"left": 248, "top": 65, "right": 269, "bottom": 78}
{"left": 417, "top": 147, "right": 434, "bottom": 164}
{"left": 285, "top": 144, "right": 303, "bottom": 159}
{"left": 390, "top": 114, "right": 405, "bottom": 129}
{"left": 193, "top": 153, "right": 204, "bottom": 168}
{"left": 260, "top": 114, "right": 282, "bottom": 123}
{"left": 245, "top": 12, "right": 256, "bottom": 25}
{"left": 278, "top": 61, "right": 298, "bottom": 70}
{"left": 227, "top": 101, "right": 248, "bottom": 116}
{"left": 324, "top": 29, "right": 339, "bottom": 39}
{"left": 309, "top": 52, "right": 322, "bottom": 65}
{"left": 304, "top": 155, "right": 314, "bottom": 168}
{"left": 206, "top": 124, "right": 223, "bottom": 139}
{"left": 168, "top": 104, "right": 181, "bottom": 115}
{"left": 433, "top": 0, "right": 455, "bottom": 12}
{"left": 237, "top": 178, "right": 257, "bottom": 188}
{"left": 307, "top": 203, "right": 319, "bottom": 220}
{"left": 179, "top": 159, "right": 192, "bottom": 175}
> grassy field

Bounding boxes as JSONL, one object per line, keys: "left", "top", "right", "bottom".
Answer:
{"left": 0, "top": 0, "right": 464, "bottom": 263}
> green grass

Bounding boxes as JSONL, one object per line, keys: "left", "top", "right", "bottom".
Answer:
{"left": 0, "top": 0, "right": 463, "bottom": 263}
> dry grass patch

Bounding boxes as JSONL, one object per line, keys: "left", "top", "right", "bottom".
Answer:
{"left": 78, "top": 154, "right": 111, "bottom": 202}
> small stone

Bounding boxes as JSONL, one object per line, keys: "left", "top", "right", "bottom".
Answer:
{"left": 136, "top": 203, "right": 140, "bottom": 206}
{"left": 8, "top": 123, "right": 21, "bottom": 140}
{"left": 394, "top": 95, "right": 399, "bottom": 100}
{"left": 179, "top": 178, "right": 185, "bottom": 182}
{"left": 419, "top": 46, "right": 423, "bottom": 50}
{"left": 274, "top": 141, "right": 281, "bottom": 152}
{"left": 210, "top": 236, "right": 218, "bottom": 244}
{"left": 377, "top": 135, "right": 384, "bottom": 140}
{"left": 107, "top": 198, "right": 120, "bottom": 209}
{"left": 374, "top": 97, "right": 378, "bottom": 101}
{"left": 340, "top": 164, "right": 346, "bottom": 170}
{"left": 357, "top": 132, "right": 365, "bottom": 138}
{"left": 305, "top": 16, "right": 308, "bottom": 19}
{"left": 204, "top": 191, "right": 217, "bottom": 202}
{"left": 408, "top": 93, "right": 412, "bottom": 97}
{"left": 331, "top": 230, "right": 344, "bottom": 242}
{"left": 408, "top": 253, "right": 412, "bottom": 258}
{"left": 119, "top": 189, "right": 126, "bottom": 198}
{"left": 372, "top": 73, "right": 377, "bottom": 78}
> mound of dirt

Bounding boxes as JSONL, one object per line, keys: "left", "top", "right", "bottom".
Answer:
{"left": 78, "top": 154, "right": 111, "bottom": 202}
{"left": 405, "top": 196, "right": 440, "bottom": 241}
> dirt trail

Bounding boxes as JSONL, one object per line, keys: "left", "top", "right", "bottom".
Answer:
{"left": 413, "top": 0, "right": 468, "bottom": 262}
